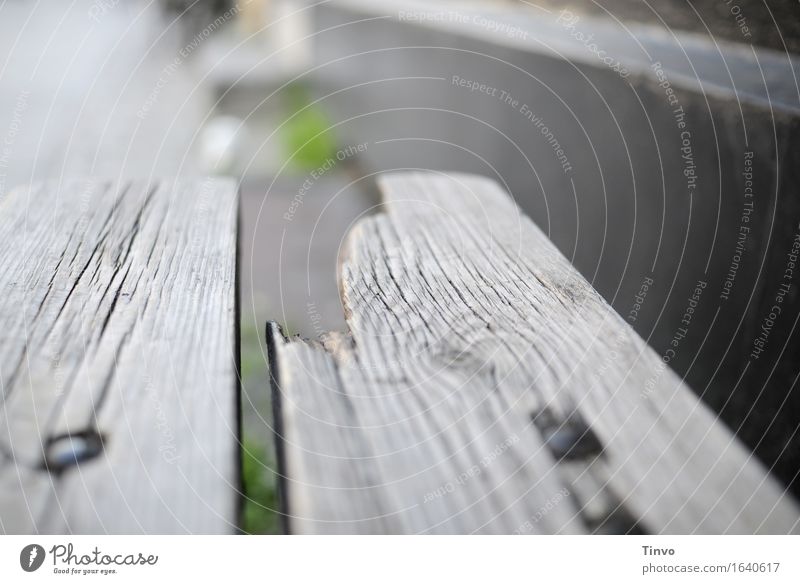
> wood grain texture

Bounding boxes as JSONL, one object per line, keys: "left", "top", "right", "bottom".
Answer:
{"left": 268, "top": 171, "right": 800, "bottom": 534}
{"left": 0, "top": 178, "right": 239, "bottom": 534}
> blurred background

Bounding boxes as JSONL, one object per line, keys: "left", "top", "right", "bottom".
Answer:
{"left": 1, "top": 0, "right": 799, "bottom": 532}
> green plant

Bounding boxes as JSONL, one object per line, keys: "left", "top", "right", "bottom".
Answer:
{"left": 239, "top": 319, "right": 281, "bottom": 534}
{"left": 279, "top": 83, "right": 338, "bottom": 171}
{"left": 241, "top": 438, "right": 281, "bottom": 534}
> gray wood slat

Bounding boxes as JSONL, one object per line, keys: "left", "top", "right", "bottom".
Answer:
{"left": 268, "top": 171, "right": 800, "bottom": 534}
{"left": 0, "top": 178, "right": 239, "bottom": 534}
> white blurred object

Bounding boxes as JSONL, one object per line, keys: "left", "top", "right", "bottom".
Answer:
{"left": 273, "top": 0, "right": 313, "bottom": 70}
{"left": 195, "top": 0, "right": 313, "bottom": 89}
{"left": 200, "top": 115, "right": 245, "bottom": 174}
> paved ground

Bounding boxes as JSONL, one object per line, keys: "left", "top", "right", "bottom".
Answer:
{"left": 0, "top": 0, "right": 213, "bottom": 194}
{"left": 240, "top": 173, "right": 373, "bottom": 338}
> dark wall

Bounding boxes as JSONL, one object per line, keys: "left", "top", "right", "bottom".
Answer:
{"left": 309, "top": 5, "right": 800, "bottom": 495}
{"left": 533, "top": 0, "right": 800, "bottom": 54}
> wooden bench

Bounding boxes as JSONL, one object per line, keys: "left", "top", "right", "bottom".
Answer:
{"left": 0, "top": 178, "right": 239, "bottom": 534}
{"left": 2, "top": 172, "right": 796, "bottom": 535}
{"left": 267, "top": 172, "right": 800, "bottom": 534}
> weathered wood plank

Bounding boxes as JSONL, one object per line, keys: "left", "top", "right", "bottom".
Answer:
{"left": 268, "top": 172, "right": 800, "bottom": 534}
{"left": 0, "top": 178, "right": 239, "bottom": 534}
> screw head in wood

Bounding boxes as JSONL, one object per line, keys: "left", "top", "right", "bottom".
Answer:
{"left": 533, "top": 409, "right": 604, "bottom": 461}
{"left": 43, "top": 430, "right": 104, "bottom": 473}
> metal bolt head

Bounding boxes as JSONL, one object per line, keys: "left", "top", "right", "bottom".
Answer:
{"left": 43, "top": 430, "right": 104, "bottom": 473}
{"left": 533, "top": 409, "right": 604, "bottom": 461}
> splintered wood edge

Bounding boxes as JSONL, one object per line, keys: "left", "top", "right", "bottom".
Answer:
{"left": 265, "top": 321, "right": 291, "bottom": 535}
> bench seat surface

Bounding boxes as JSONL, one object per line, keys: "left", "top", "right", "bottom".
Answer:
{"left": 0, "top": 178, "right": 239, "bottom": 534}
{"left": 269, "top": 172, "right": 799, "bottom": 534}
